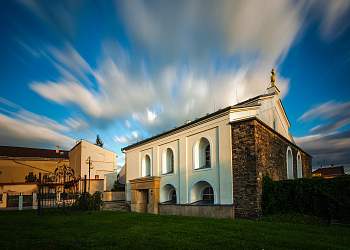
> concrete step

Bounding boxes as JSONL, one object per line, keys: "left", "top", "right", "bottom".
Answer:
{"left": 103, "top": 202, "right": 130, "bottom": 212}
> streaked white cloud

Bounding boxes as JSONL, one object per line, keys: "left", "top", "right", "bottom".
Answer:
{"left": 20, "top": 0, "right": 350, "bottom": 149}
{"left": 112, "top": 130, "right": 140, "bottom": 144}
{"left": 295, "top": 129, "right": 350, "bottom": 172}
{"left": 298, "top": 101, "right": 350, "bottom": 133}
{"left": 0, "top": 97, "right": 75, "bottom": 149}
{"left": 317, "top": 0, "right": 350, "bottom": 41}
{"left": 0, "top": 112, "right": 75, "bottom": 149}
{"left": 65, "top": 118, "right": 89, "bottom": 131}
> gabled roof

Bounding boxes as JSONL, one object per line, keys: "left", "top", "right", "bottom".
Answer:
{"left": 312, "top": 166, "right": 345, "bottom": 177}
{"left": 0, "top": 145, "right": 69, "bottom": 159}
{"left": 121, "top": 93, "right": 275, "bottom": 151}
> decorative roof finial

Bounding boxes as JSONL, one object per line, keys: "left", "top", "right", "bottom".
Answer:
{"left": 271, "top": 69, "right": 275, "bottom": 87}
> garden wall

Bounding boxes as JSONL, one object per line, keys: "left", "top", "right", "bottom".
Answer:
{"left": 158, "top": 204, "right": 235, "bottom": 219}
{"left": 103, "top": 191, "right": 125, "bottom": 201}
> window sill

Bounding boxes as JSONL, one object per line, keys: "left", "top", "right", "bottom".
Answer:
{"left": 193, "top": 166, "right": 213, "bottom": 172}
{"left": 161, "top": 172, "right": 175, "bottom": 177}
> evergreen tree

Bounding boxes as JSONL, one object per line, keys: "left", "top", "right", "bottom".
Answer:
{"left": 95, "top": 135, "right": 104, "bottom": 148}
{"left": 25, "top": 172, "right": 38, "bottom": 182}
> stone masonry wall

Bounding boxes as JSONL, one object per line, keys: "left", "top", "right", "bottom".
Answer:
{"left": 231, "top": 119, "right": 260, "bottom": 220}
{"left": 231, "top": 118, "right": 312, "bottom": 221}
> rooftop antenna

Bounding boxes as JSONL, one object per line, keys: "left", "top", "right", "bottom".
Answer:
{"left": 214, "top": 99, "right": 215, "bottom": 112}
{"left": 236, "top": 89, "right": 239, "bottom": 104}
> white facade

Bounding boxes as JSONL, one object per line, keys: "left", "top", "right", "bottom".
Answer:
{"left": 124, "top": 86, "right": 292, "bottom": 205}
{"left": 70, "top": 140, "right": 118, "bottom": 191}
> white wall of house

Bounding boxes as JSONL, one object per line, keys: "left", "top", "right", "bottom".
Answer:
{"left": 77, "top": 140, "right": 117, "bottom": 191}
{"left": 126, "top": 114, "right": 233, "bottom": 205}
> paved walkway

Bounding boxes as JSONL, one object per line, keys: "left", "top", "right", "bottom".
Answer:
{"left": 0, "top": 206, "right": 34, "bottom": 211}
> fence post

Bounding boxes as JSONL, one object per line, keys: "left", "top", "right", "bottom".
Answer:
{"left": 18, "top": 193, "right": 23, "bottom": 211}
{"left": 32, "top": 192, "right": 38, "bottom": 209}
{"left": 38, "top": 173, "right": 41, "bottom": 216}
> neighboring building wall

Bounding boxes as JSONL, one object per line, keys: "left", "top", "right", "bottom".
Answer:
{"left": 0, "top": 183, "right": 38, "bottom": 194}
{"left": 118, "top": 165, "right": 126, "bottom": 185}
{"left": 104, "top": 172, "right": 118, "bottom": 191}
{"left": 0, "top": 158, "right": 69, "bottom": 183}
{"left": 231, "top": 118, "right": 312, "bottom": 220}
{"left": 70, "top": 140, "right": 117, "bottom": 192}
{"left": 69, "top": 142, "right": 82, "bottom": 178}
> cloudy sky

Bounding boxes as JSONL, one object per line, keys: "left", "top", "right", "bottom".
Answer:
{"left": 1, "top": 0, "right": 350, "bottom": 172}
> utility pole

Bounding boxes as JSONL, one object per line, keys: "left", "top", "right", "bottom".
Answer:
{"left": 86, "top": 157, "right": 93, "bottom": 193}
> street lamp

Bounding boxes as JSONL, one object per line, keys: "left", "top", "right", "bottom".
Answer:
{"left": 85, "top": 157, "right": 94, "bottom": 193}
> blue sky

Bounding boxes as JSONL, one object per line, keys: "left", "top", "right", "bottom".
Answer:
{"left": 1, "top": 0, "right": 350, "bottom": 172}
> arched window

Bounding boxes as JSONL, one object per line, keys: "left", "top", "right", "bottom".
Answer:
{"left": 162, "top": 147, "right": 174, "bottom": 175}
{"left": 189, "top": 179, "right": 216, "bottom": 204}
{"left": 205, "top": 145, "right": 210, "bottom": 166}
{"left": 193, "top": 137, "right": 212, "bottom": 170}
{"left": 273, "top": 119, "right": 277, "bottom": 131}
{"left": 160, "top": 183, "right": 177, "bottom": 204}
{"left": 141, "top": 154, "right": 151, "bottom": 177}
{"left": 286, "top": 147, "right": 293, "bottom": 179}
{"left": 297, "top": 153, "right": 302, "bottom": 178}
{"left": 202, "top": 187, "right": 214, "bottom": 204}
{"left": 170, "top": 190, "right": 177, "bottom": 203}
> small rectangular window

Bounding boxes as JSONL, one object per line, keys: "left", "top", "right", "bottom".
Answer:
{"left": 95, "top": 175, "right": 99, "bottom": 179}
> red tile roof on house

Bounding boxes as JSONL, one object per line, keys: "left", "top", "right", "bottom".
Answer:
{"left": 0, "top": 145, "right": 69, "bottom": 159}
{"left": 312, "top": 166, "right": 345, "bottom": 178}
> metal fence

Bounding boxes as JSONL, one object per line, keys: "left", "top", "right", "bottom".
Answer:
{"left": 37, "top": 164, "right": 89, "bottom": 216}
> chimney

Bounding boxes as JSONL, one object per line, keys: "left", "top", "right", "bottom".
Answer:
{"left": 56, "top": 146, "right": 59, "bottom": 153}
{"left": 320, "top": 165, "right": 323, "bottom": 169}
{"left": 331, "top": 164, "right": 334, "bottom": 168}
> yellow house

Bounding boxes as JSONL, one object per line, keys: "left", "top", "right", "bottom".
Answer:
{"left": 0, "top": 145, "right": 69, "bottom": 184}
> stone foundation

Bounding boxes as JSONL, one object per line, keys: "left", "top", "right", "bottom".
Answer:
{"left": 159, "top": 204, "right": 235, "bottom": 219}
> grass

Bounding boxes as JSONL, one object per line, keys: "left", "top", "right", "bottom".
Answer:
{"left": 261, "top": 213, "right": 331, "bottom": 227}
{"left": 0, "top": 210, "right": 350, "bottom": 250}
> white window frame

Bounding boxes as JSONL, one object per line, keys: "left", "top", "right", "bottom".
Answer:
{"left": 141, "top": 153, "right": 152, "bottom": 177}
{"left": 286, "top": 146, "right": 294, "bottom": 179}
{"left": 273, "top": 118, "right": 277, "bottom": 131}
{"left": 160, "top": 182, "right": 178, "bottom": 204}
{"left": 161, "top": 146, "right": 176, "bottom": 176}
{"left": 297, "top": 152, "right": 302, "bottom": 178}
{"left": 192, "top": 135, "right": 213, "bottom": 172}
{"left": 188, "top": 178, "right": 217, "bottom": 204}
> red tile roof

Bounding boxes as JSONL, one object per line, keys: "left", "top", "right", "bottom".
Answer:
{"left": 0, "top": 145, "right": 69, "bottom": 159}
{"left": 312, "top": 166, "right": 345, "bottom": 178}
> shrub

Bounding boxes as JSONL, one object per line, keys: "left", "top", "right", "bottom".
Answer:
{"left": 73, "top": 191, "right": 104, "bottom": 211}
{"left": 261, "top": 174, "right": 350, "bottom": 223}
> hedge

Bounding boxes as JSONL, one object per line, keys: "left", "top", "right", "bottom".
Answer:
{"left": 261, "top": 174, "right": 350, "bottom": 223}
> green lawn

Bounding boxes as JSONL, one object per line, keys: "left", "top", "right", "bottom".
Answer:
{"left": 1, "top": 210, "right": 349, "bottom": 249}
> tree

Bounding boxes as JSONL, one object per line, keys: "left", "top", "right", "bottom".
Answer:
{"left": 25, "top": 172, "right": 38, "bottom": 182}
{"left": 95, "top": 135, "right": 104, "bottom": 148}
{"left": 111, "top": 180, "right": 119, "bottom": 191}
